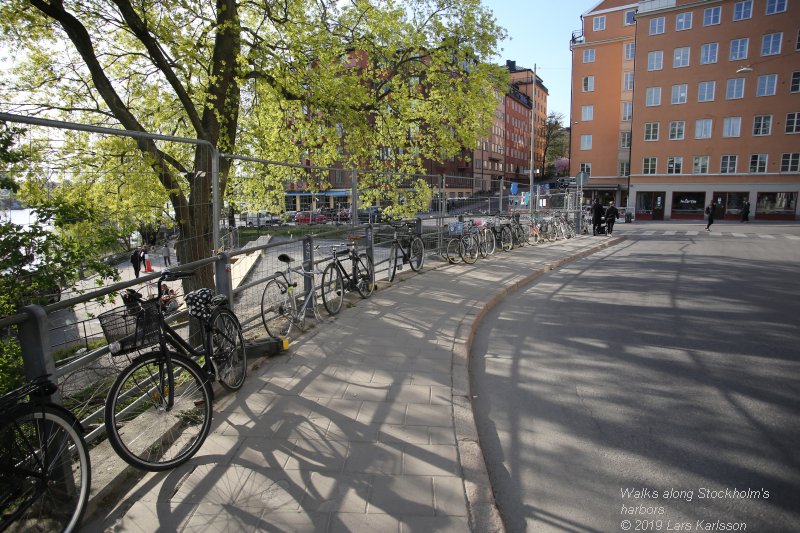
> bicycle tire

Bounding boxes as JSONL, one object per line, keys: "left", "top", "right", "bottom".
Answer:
{"left": 483, "top": 228, "right": 496, "bottom": 256}
{"left": 409, "top": 236, "right": 425, "bottom": 272}
{"left": 460, "top": 235, "right": 478, "bottom": 264}
{"left": 445, "top": 238, "right": 461, "bottom": 263}
{"left": 387, "top": 242, "right": 399, "bottom": 282}
{"left": 500, "top": 226, "right": 513, "bottom": 251}
{"left": 321, "top": 263, "right": 344, "bottom": 314}
{"left": 355, "top": 253, "right": 375, "bottom": 298}
{"left": 513, "top": 224, "right": 526, "bottom": 247}
{"left": 105, "top": 351, "right": 213, "bottom": 471}
{"left": 209, "top": 307, "right": 247, "bottom": 391}
{"left": 0, "top": 403, "right": 91, "bottom": 533}
{"left": 261, "top": 279, "right": 293, "bottom": 338}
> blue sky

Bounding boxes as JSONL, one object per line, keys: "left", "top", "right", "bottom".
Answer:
{"left": 484, "top": 0, "right": 600, "bottom": 119}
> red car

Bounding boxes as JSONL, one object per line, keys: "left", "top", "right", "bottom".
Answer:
{"left": 294, "top": 211, "right": 327, "bottom": 225}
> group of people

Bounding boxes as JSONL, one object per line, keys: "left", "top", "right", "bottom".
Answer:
{"left": 129, "top": 243, "right": 172, "bottom": 278}
{"left": 591, "top": 199, "right": 620, "bottom": 236}
{"left": 705, "top": 200, "right": 750, "bottom": 231}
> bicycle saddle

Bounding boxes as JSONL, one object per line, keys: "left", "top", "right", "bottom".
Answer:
{"left": 278, "top": 253, "right": 293, "bottom": 263}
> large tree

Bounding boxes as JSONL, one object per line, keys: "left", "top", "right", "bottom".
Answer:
{"left": 0, "top": 0, "right": 507, "bottom": 280}
{"left": 542, "top": 111, "right": 569, "bottom": 178}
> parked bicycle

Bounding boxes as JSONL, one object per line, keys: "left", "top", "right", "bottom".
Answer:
{"left": 0, "top": 375, "right": 91, "bottom": 532}
{"left": 386, "top": 219, "right": 425, "bottom": 281}
{"left": 261, "top": 253, "right": 324, "bottom": 338}
{"left": 444, "top": 221, "right": 477, "bottom": 264}
{"left": 320, "top": 238, "right": 375, "bottom": 315}
{"left": 99, "top": 270, "right": 246, "bottom": 471}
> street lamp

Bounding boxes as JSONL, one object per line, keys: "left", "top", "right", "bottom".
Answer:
{"left": 529, "top": 63, "right": 537, "bottom": 216}
{"left": 736, "top": 65, "right": 753, "bottom": 73}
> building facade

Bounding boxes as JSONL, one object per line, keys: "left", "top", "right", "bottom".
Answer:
{"left": 571, "top": 0, "right": 799, "bottom": 220}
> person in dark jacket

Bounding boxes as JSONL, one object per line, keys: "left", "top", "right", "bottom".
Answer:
{"left": 740, "top": 200, "right": 750, "bottom": 223}
{"left": 130, "top": 248, "right": 142, "bottom": 278}
{"left": 705, "top": 202, "right": 716, "bottom": 231}
{"left": 591, "top": 198, "right": 604, "bottom": 236}
{"left": 605, "top": 201, "right": 619, "bottom": 236}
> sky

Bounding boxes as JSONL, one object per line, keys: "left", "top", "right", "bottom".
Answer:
{"left": 484, "top": 0, "right": 600, "bottom": 119}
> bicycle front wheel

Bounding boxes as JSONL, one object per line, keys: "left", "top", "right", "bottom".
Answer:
{"left": 0, "top": 404, "right": 91, "bottom": 533}
{"left": 387, "top": 242, "right": 399, "bottom": 282}
{"left": 500, "top": 226, "right": 513, "bottom": 251}
{"left": 105, "top": 352, "right": 213, "bottom": 471}
{"left": 210, "top": 307, "right": 247, "bottom": 391}
{"left": 355, "top": 253, "right": 375, "bottom": 298}
{"left": 445, "top": 238, "right": 461, "bottom": 264}
{"left": 321, "top": 263, "right": 344, "bottom": 315}
{"left": 460, "top": 235, "right": 478, "bottom": 264}
{"left": 483, "top": 228, "right": 496, "bottom": 255}
{"left": 261, "top": 279, "right": 293, "bottom": 338}
{"left": 409, "top": 236, "right": 425, "bottom": 272}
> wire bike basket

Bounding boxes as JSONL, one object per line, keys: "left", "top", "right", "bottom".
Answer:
{"left": 98, "top": 298, "right": 161, "bottom": 356}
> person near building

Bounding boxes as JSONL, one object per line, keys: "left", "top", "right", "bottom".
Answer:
{"left": 705, "top": 202, "right": 716, "bottom": 232}
{"left": 605, "top": 201, "right": 619, "bottom": 236}
{"left": 740, "top": 201, "right": 750, "bottom": 223}
{"left": 591, "top": 198, "right": 604, "bottom": 236}
{"left": 161, "top": 242, "right": 171, "bottom": 266}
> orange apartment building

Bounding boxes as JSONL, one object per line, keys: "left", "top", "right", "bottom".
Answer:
{"left": 571, "top": 0, "right": 799, "bottom": 220}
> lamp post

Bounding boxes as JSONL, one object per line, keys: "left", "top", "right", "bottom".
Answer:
{"left": 529, "top": 63, "right": 537, "bottom": 216}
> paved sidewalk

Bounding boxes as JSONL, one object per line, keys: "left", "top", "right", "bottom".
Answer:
{"left": 85, "top": 234, "right": 621, "bottom": 533}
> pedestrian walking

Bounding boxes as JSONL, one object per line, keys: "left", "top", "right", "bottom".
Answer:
{"left": 142, "top": 247, "right": 154, "bottom": 273}
{"left": 740, "top": 200, "right": 750, "bottom": 223}
{"left": 705, "top": 202, "right": 716, "bottom": 232}
{"left": 130, "top": 247, "right": 142, "bottom": 278}
{"left": 161, "top": 243, "right": 171, "bottom": 266}
{"left": 605, "top": 201, "right": 619, "bottom": 236}
{"left": 591, "top": 198, "right": 604, "bottom": 236}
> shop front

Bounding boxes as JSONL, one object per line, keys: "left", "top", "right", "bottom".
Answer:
{"left": 756, "top": 192, "right": 797, "bottom": 220}
{"left": 670, "top": 191, "right": 705, "bottom": 219}
{"left": 635, "top": 191, "right": 665, "bottom": 220}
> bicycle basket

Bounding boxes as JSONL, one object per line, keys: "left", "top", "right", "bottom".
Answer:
{"left": 447, "top": 222, "right": 463, "bottom": 236}
{"left": 186, "top": 288, "right": 214, "bottom": 322}
{"left": 98, "top": 298, "right": 160, "bottom": 356}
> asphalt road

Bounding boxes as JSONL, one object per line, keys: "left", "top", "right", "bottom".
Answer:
{"left": 471, "top": 222, "right": 800, "bottom": 533}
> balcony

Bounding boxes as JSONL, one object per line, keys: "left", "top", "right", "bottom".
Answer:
{"left": 570, "top": 30, "right": 584, "bottom": 49}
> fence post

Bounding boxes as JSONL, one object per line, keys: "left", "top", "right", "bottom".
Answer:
{"left": 19, "top": 305, "right": 59, "bottom": 400}
{"left": 499, "top": 177, "right": 505, "bottom": 214}
{"left": 215, "top": 252, "right": 233, "bottom": 303}
{"left": 351, "top": 169, "right": 358, "bottom": 226}
{"left": 365, "top": 224, "right": 374, "bottom": 286}
{"left": 303, "top": 235, "right": 314, "bottom": 315}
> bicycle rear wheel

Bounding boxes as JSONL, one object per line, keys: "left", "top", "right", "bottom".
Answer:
{"left": 482, "top": 228, "right": 496, "bottom": 256}
{"left": 355, "top": 253, "right": 375, "bottom": 298}
{"left": 0, "top": 404, "right": 91, "bottom": 533}
{"left": 460, "top": 235, "right": 478, "bottom": 264}
{"left": 210, "top": 307, "right": 247, "bottom": 391}
{"left": 261, "top": 279, "right": 293, "bottom": 338}
{"left": 321, "top": 263, "right": 344, "bottom": 314}
{"left": 387, "top": 242, "right": 399, "bottom": 281}
{"left": 409, "top": 236, "right": 425, "bottom": 272}
{"left": 445, "top": 238, "right": 461, "bottom": 264}
{"left": 500, "top": 226, "right": 513, "bottom": 251}
{"left": 105, "top": 351, "right": 212, "bottom": 471}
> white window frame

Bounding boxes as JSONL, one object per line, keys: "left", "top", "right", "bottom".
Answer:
{"left": 766, "top": 0, "right": 787, "bottom": 15}
{"left": 726, "top": 78, "right": 745, "bottom": 100}
{"left": 787, "top": 112, "right": 800, "bottom": 134}
{"left": 780, "top": 153, "right": 800, "bottom": 172}
{"left": 733, "top": 0, "right": 753, "bottom": 21}
{"left": 723, "top": 117, "right": 742, "bottom": 138}
{"left": 622, "top": 101, "right": 633, "bottom": 121}
{"left": 624, "top": 10, "right": 636, "bottom": 26}
{"left": 667, "top": 156, "right": 683, "bottom": 174}
{"left": 700, "top": 42, "right": 719, "bottom": 64}
{"left": 676, "top": 12, "right": 692, "bottom": 31}
{"left": 756, "top": 74, "right": 777, "bottom": 96}
{"left": 644, "top": 122, "right": 660, "bottom": 141}
{"left": 761, "top": 33, "right": 782, "bottom": 56}
{"left": 673, "top": 47, "right": 690, "bottom": 68}
{"left": 693, "top": 155, "right": 710, "bottom": 174}
{"left": 721, "top": 155, "right": 738, "bottom": 174}
{"left": 580, "top": 163, "right": 592, "bottom": 175}
{"left": 593, "top": 15, "right": 606, "bottom": 31}
{"left": 729, "top": 38, "right": 749, "bottom": 60}
{"left": 671, "top": 84, "right": 688, "bottom": 104}
{"left": 698, "top": 81, "right": 716, "bottom": 102}
{"left": 753, "top": 115, "right": 773, "bottom": 136}
{"left": 624, "top": 42, "right": 636, "bottom": 61}
{"left": 669, "top": 120, "right": 686, "bottom": 140}
{"left": 624, "top": 71, "right": 634, "bottom": 91}
{"left": 704, "top": 6, "right": 721, "bottom": 26}
{"left": 580, "top": 134, "right": 592, "bottom": 150}
{"left": 643, "top": 157, "right": 657, "bottom": 175}
{"left": 695, "top": 119, "right": 713, "bottom": 139}
{"left": 620, "top": 131, "right": 632, "bottom": 148}
{"left": 583, "top": 49, "right": 596, "bottom": 63}
{"left": 791, "top": 72, "right": 800, "bottom": 93}
{"left": 581, "top": 105, "right": 594, "bottom": 121}
{"left": 582, "top": 76, "right": 595, "bottom": 92}
{"left": 646, "top": 87, "right": 662, "bottom": 106}
{"left": 650, "top": 17, "right": 665, "bottom": 35}
{"left": 647, "top": 50, "right": 664, "bottom": 71}
{"left": 749, "top": 154, "right": 767, "bottom": 173}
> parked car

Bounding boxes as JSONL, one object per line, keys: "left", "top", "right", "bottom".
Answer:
{"left": 294, "top": 211, "right": 327, "bottom": 225}
{"left": 357, "top": 207, "right": 385, "bottom": 223}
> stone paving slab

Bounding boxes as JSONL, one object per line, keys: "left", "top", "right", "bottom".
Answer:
{"left": 85, "top": 235, "right": 621, "bottom": 533}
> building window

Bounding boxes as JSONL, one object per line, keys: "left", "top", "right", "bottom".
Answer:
{"left": 700, "top": 43, "right": 718, "bottom": 64}
{"left": 667, "top": 156, "right": 683, "bottom": 174}
{"left": 721, "top": 155, "right": 738, "bottom": 173}
{"left": 620, "top": 131, "right": 632, "bottom": 148}
{"left": 761, "top": 33, "right": 782, "bottom": 56}
{"left": 695, "top": 118, "right": 713, "bottom": 139}
{"left": 580, "top": 134, "right": 592, "bottom": 150}
{"left": 733, "top": 0, "right": 752, "bottom": 21}
{"left": 729, "top": 38, "right": 749, "bottom": 60}
{"left": 693, "top": 156, "right": 710, "bottom": 174}
{"left": 624, "top": 71, "right": 634, "bottom": 91}
{"left": 622, "top": 101, "right": 633, "bottom": 121}
{"left": 583, "top": 49, "right": 596, "bottom": 63}
{"left": 619, "top": 161, "right": 630, "bottom": 176}
{"left": 646, "top": 87, "right": 662, "bottom": 106}
{"left": 676, "top": 13, "right": 692, "bottom": 31}
{"left": 698, "top": 81, "right": 716, "bottom": 102}
{"left": 669, "top": 120, "right": 685, "bottom": 140}
{"left": 787, "top": 112, "right": 800, "bottom": 133}
{"left": 593, "top": 15, "right": 606, "bottom": 31}
{"left": 781, "top": 153, "right": 800, "bottom": 172}
{"left": 726, "top": 78, "right": 745, "bottom": 99}
{"left": 766, "top": 0, "right": 787, "bottom": 15}
{"left": 650, "top": 17, "right": 665, "bottom": 35}
{"left": 673, "top": 47, "right": 690, "bottom": 67}
{"left": 757, "top": 74, "right": 777, "bottom": 96}
{"left": 671, "top": 84, "right": 688, "bottom": 104}
{"left": 749, "top": 154, "right": 767, "bottom": 173}
{"left": 580, "top": 163, "right": 592, "bottom": 175}
{"left": 643, "top": 157, "right": 657, "bottom": 174}
{"left": 792, "top": 72, "right": 800, "bottom": 93}
{"left": 644, "top": 122, "right": 660, "bottom": 141}
{"left": 582, "top": 76, "right": 595, "bottom": 92}
{"left": 625, "top": 10, "right": 636, "bottom": 25}
{"left": 581, "top": 105, "right": 594, "bottom": 121}
{"left": 723, "top": 117, "right": 742, "bottom": 137}
{"left": 704, "top": 6, "right": 721, "bottom": 26}
{"left": 625, "top": 42, "right": 636, "bottom": 61}
{"left": 753, "top": 115, "right": 772, "bottom": 136}
{"left": 647, "top": 50, "right": 664, "bottom": 71}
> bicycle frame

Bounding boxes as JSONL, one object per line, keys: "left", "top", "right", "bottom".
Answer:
{"left": 328, "top": 245, "right": 363, "bottom": 291}
{"left": 277, "top": 262, "right": 321, "bottom": 323}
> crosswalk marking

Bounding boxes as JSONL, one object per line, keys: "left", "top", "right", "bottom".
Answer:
{"left": 732, "top": 233, "right": 747, "bottom": 237}
{"left": 617, "top": 230, "right": 798, "bottom": 239}
{"left": 642, "top": 231, "right": 656, "bottom": 235}
{"left": 786, "top": 235, "right": 800, "bottom": 240}
{"left": 761, "top": 234, "right": 776, "bottom": 239}
{"left": 686, "top": 231, "right": 699, "bottom": 236}
{"left": 664, "top": 231, "right": 676, "bottom": 235}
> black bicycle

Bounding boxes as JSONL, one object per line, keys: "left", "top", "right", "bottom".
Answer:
{"left": 0, "top": 375, "right": 91, "bottom": 532}
{"left": 99, "top": 270, "right": 246, "bottom": 471}
{"left": 386, "top": 220, "right": 424, "bottom": 281}
{"left": 320, "top": 237, "right": 375, "bottom": 315}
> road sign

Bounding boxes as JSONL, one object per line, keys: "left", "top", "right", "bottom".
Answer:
{"left": 576, "top": 172, "right": 589, "bottom": 186}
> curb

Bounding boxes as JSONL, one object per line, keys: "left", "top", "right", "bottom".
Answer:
{"left": 450, "top": 236, "right": 624, "bottom": 532}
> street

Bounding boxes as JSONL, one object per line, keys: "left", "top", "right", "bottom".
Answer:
{"left": 471, "top": 222, "right": 800, "bottom": 532}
